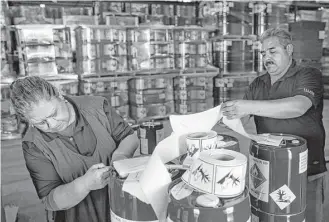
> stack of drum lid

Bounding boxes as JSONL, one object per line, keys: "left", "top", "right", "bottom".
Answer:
{"left": 168, "top": 131, "right": 250, "bottom": 222}
{"left": 249, "top": 133, "right": 308, "bottom": 222}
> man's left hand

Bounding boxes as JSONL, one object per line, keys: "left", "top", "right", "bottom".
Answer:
{"left": 221, "top": 100, "right": 253, "bottom": 120}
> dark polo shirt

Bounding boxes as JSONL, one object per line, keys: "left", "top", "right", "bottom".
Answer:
{"left": 22, "top": 96, "right": 134, "bottom": 205}
{"left": 244, "top": 60, "right": 326, "bottom": 176}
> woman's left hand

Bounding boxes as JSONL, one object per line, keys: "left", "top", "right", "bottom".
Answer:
{"left": 221, "top": 100, "right": 253, "bottom": 120}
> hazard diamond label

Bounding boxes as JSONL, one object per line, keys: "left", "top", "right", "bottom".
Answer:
{"left": 270, "top": 184, "right": 296, "bottom": 210}
{"left": 250, "top": 164, "right": 266, "bottom": 189}
{"left": 249, "top": 155, "right": 270, "bottom": 202}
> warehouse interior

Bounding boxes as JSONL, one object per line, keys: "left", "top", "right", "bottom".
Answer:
{"left": 1, "top": 0, "right": 329, "bottom": 221}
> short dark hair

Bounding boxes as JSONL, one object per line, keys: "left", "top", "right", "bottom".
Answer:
{"left": 260, "top": 28, "right": 293, "bottom": 47}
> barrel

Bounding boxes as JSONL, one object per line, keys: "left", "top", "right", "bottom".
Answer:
{"left": 167, "top": 178, "right": 251, "bottom": 222}
{"left": 249, "top": 134, "right": 307, "bottom": 222}
{"left": 109, "top": 170, "right": 158, "bottom": 221}
{"left": 139, "top": 121, "right": 165, "bottom": 155}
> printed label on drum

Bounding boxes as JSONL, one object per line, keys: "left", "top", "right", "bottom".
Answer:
{"left": 299, "top": 149, "right": 308, "bottom": 174}
{"left": 110, "top": 209, "right": 159, "bottom": 222}
{"left": 156, "top": 129, "right": 165, "bottom": 144}
{"left": 249, "top": 155, "right": 270, "bottom": 202}
{"left": 170, "top": 181, "right": 193, "bottom": 200}
{"left": 251, "top": 213, "right": 259, "bottom": 222}
{"left": 139, "top": 128, "right": 146, "bottom": 138}
{"left": 269, "top": 184, "right": 296, "bottom": 210}
{"left": 140, "top": 138, "right": 148, "bottom": 155}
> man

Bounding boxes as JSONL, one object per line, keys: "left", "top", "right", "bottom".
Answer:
{"left": 221, "top": 28, "right": 326, "bottom": 222}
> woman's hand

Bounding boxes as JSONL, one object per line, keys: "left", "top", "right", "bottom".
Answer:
{"left": 82, "top": 163, "right": 111, "bottom": 191}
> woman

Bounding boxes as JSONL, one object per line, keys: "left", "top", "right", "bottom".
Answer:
{"left": 10, "top": 76, "right": 139, "bottom": 222}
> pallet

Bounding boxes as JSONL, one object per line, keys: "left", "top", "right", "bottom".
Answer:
{"left": 178, "top": 67, "right": 219, "bottom": 76}
{"left": 134, "top": 69, "right": 179, "bottom": 77}
{"left": 211, "top": 35, "right": 258, "bottom": 41}
{"left": 220, "top": 71, "right": 258, "bottom": 77}
{"left": 80, "top": 71, "right": 136, "bottom": 79}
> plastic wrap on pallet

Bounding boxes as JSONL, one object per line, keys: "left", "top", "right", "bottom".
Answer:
{"left": 127, "top": 28, "right": 175, "bottom": 71}
{"left": 175, "top": 98, "right": 214, "bottom": 114}
{"left": 174, "top": 76, "right": 213, "bottom": 90}
{"left": 19, "top": 45, "right": 56, "bottom": 63}
{"left": 16, "top": 27, "right": 54, "bottom": 45}
{"left": 82, "top": 79, "right": 129, "bottom": 95}
{"left": 130, "top": 103, "right": 167, "bottom": 121}
{"left": 129, "top": 78, "right": 173, "bottom": 91}
{"left": 51, "top": 80, "right": 79, "bottom": 96}
{"left": 19, "top": 61, "right": 58, "bottom": 76}
{"left": 98, "top": 91, "right": 129, "bottom": 107}
{"left": 56, "top": 59, "right": 74, "bottom": 74}
{"left": 129, "top": 89, "right": 174, "bottom": 105}
{"left": 76, "top": 59, "right": 100, "bottom": 75}
{"left": 150, "top": 3, "right": 175, "bottom": 16}
{"left": 174, "top": 89, "right": 213, "bottom": 101}
{"left": 175, "top": 5, "right": 196, "bottom": 17}
{"left": 105, "top": 15, "right": 139, "bottom": 26}
{"left": 75, "top": 26, "right": 127, "bottom": 43}
{"left": 0, "top": 61, "right": 15, "bottom": 80}
{"left": 125, "top": 3, "right": 150, "bottom": 15}
{"left": 10, "top": 5, "right": 53, "bottom": 25}
{"left": 100, "top": 57, "right": 129, "bottom": 73}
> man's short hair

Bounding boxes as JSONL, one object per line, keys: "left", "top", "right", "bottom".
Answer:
{"left": 259, "top": 28, "right": 293, "bottom": 47}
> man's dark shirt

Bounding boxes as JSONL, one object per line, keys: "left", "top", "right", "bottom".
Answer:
{"left": 244, "top": 60, "right": 326, "bottom": 176}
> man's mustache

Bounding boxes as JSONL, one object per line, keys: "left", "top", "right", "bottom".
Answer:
{"left": 265, "top": 60, "right": 274, "bottom": 66}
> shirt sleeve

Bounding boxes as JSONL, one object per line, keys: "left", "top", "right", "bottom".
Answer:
{"left": 103, "top": 99, "right": 134, "bottom": 145}
{"left": 292, "top": 68, "right": 323, "bottom": 108}
{"left": 243, "top": 80, "right": 257, "bottom": 100}
{"left": 22, "top": 141, "right": 62, "bottom": 210}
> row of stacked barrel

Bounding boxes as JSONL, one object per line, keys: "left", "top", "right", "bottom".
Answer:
{"left": 74, "top": 25, "right": 215, "bottom": 75}
{"left": 79, "top": 74, "right": 218, "bottom": 123}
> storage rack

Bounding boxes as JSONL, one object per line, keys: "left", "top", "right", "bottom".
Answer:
{"left": 1, "top": 0, "right": 329, "bottom": 140}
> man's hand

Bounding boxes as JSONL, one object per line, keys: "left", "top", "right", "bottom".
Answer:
{"left": 221, "top": 100, "right": 253, "bottom": 120}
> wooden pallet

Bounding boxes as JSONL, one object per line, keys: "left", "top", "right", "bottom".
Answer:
{"left": 178, "top": 67, "right": 219, "bottom": 76}
{"left": 220, "top": 71, "right": 258, "bottom": 77}
{"left": 80, "top": 71, "right": 136, "bottom": 79}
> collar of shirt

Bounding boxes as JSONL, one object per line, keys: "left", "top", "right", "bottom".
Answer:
{"left": 259, "top": 59, "right": 300, "bottom": 84}
{"left": 39, "top": 96, "right": 88, "bottom": 142}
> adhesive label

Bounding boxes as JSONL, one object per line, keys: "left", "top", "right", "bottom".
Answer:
{"left": 140, "top": 138, "right": 148, "bottom": 155}
{"left": 299, "top": 149, "right": 308, "bottom": 174}
{"left": 249, "top": 155, "right": 270, "bottom": 202}
{"left": 110, "top": 209, "right": 159, "bottom": 222}
{"left": 170, "top": 181, "right": 193, "bottom": 200}
{"left": 269, "top": 184, "right": 296, "bottom": 210}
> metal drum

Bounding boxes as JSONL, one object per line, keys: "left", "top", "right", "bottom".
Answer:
{"left": 109, "top": 170, "right": 158, "bottom": 222}
{"left": 216, "top": 134, "right": 239, "bottom": 152}
{"left": 249, "top": 134, "right": 307, "bottom": 222}
{"left": 167, "top": 178, "right": 251, "bottom": 222}
{"left": 139, "top": 121, "right": 165, "bottom": 155}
